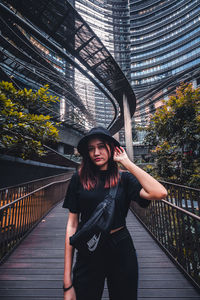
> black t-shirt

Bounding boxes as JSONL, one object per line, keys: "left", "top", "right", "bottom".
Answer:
{"left": 62, "top": 170, "right": 151, "bottom": 230}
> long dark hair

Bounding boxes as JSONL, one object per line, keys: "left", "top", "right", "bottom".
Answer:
{"left": 78, "top": 138, "right": 119, "bottom": 190}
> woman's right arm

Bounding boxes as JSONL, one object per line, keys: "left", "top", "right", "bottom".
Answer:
{"left": 63, "top": 212, "right": 79, "bottom": 300}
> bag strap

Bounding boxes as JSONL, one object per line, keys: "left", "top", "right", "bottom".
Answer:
{"left": 108, "top": 171, "right": 121, "bottom": 199}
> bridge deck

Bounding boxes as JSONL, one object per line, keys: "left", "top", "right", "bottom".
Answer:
{"left": 0, "top": 202, "right": 199, "bottom": 299}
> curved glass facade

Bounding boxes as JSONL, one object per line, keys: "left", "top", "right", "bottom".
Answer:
{"left": 75, "top": 0, "right": 130, "bottom": 128}
{"left": 130, "top": 0, "right": 200, "bottom": 129}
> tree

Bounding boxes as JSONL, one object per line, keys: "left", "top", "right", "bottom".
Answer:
{"left": 144, "top": 82, "right": 200, "bottom": 187}
{"left": 0, "top": 81, "right": 60, "bottom": 159}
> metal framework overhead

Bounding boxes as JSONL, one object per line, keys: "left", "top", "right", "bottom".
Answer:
{"left": 1, "top": 0, "right": 137, "bottom": 134}
{"left": 0, "top": 8, "right": 95, "bottom": 132}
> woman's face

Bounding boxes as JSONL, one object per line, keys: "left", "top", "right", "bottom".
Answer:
{"left": 88, "top": 138, "right": 111, "bottom": 170}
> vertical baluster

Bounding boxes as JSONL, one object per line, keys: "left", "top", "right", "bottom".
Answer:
{"left": 1, "top": 190, "right": 5, "bottom": 207}
{"left": 8, "top": 204, "right": 14, "bottom": 249}
{"left": 170, "top": 204, "right": 179, "bottom": 262}
{"left": 25, "top": 185, "right": 31, "bottom": 231}
{"left": 36, "top": 189, "right": 39, "bottom": 221}
{"left": 22, "top": 186, "right": 27, "bottom": 232}
{"left": 148, "top": 201, "right": 153, "bottom": 237}
{"left": 189, "top": 189, "right": 195, "bottom": 215}
{"left": 30, "top": 192, "right": 34, "bottom": 227}
{"left": 22, "top": 184, "right": 28, "bottom": 234}
{"left": 16, "top": 197, "right": 21, "bottom": 241}
{"left": 0, "top": 207, "right": 6, "bottom": 258}
{"left": 0, "top": 209, "right": 4, "bottom": 260}
{"left": 166, "top": 202, "right": 174, "bottom": 255}
{"left": 29, "top": 186, "right": 33, "bottom": 228}
{"left": 183, "top": 187, "right": 188, "bottom": 210}
{"left": 12, "top": 201, "right": 18, "bottom": 248}
{"left": 191, "top": 217, "right": 200, "bottom": 281}
{"left": 5, "top": 206, "right": 10, "bottom": 253}
{"left": 172, "top": 184, "right": 176, "bottom": 205}
{"left": 21, "top": 196, "right": 26, "bottom": 237}
{"left": 196, "top": 189, "right": 200, "bottom": 212}
{"left": 163, "top": 202, "right": 170, "bottom": 251}
{"left": 154, "top": 200, "right": 163, "bottom": 243}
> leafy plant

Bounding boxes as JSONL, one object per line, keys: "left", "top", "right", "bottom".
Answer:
{"left": 143, "top": 82, "right": 200, "bottom": 187}
{"left": 0, "top": 81, "right": 60, "bottom": 159}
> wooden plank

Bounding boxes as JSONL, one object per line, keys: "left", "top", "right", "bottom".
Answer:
{"left": 0, "top": 269, "right": 64, "bottom": 275}
{"left": 0, "top": 263, "right": 64, "bottom": 269}
{"left": 0, "top": 289, "right": 64, "bottom": 297}
{"left": 138, "top": 289, "right": 200, "bottom": 297}
{"left": 5, "top": 258, "right": 64, "bottom": 263}
{"left": 0, "top": 279, "right": 192, "bottom": 289}
{"left": 0, "top": 267, "right": 182, "bottom": 275}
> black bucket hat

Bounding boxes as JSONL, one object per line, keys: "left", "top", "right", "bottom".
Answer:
{"left": 77, "top": 126, "right": 120, "bottom": 156}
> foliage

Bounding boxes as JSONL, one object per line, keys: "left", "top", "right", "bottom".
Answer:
{"left": 144, "top": 82, "right": 200, "bottom": 187}
{"left": 0, "top": 81, "right": 60, "bottom": 159}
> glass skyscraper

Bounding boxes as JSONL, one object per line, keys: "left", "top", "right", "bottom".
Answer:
{"left": 129, "top": 0, "right": 200, "bottom": 131}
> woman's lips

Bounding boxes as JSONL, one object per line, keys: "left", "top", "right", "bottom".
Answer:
{"left": 94, "top": 158, "right": 101, "bottom": 161}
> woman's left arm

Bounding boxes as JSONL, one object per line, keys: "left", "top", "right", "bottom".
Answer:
{"left": 114, "top": 146, "right": 167, "bottom": 201}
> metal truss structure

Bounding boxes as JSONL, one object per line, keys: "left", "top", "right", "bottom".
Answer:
{"left": 0, "top": 0, "right": 137, "bottom": 134}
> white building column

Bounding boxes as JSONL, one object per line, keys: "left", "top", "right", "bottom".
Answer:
{"left": 123, "top": 93, "right": 133, "bottom": 161}
{"left": 192, "top": 79, "right": 197, "bottom": 89}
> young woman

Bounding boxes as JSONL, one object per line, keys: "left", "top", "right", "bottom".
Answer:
{"left": 62, "top": 126, "right": 167, "bottom": 300}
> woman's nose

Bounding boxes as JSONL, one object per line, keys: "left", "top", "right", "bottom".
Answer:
{"left": 94, "top": 147, "right": 100, "bottom": 155}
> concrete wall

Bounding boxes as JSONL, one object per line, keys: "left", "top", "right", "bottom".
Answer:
{"left": 0, "top": 157, "right": 75, "bottom": 189}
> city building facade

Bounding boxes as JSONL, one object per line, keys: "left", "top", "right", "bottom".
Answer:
{"left": 1, "top": 0, "right": 200, "bottom": 148}
{"left": 129, "top": 0, "right": 200, "bottom": 138}
{"left": 75, "top": 0, "right": 130, "bottom": 134}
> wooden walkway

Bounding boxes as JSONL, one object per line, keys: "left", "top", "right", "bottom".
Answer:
{"left": 0, "top": 202, "right": 199, "bottom": 300}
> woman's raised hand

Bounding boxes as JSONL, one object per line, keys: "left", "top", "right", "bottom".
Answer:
{"left": 64, "top": 286, "right": 76, "bottom": 300}
{"left": 113, "top": 146, "right": 129, "bottom": 164}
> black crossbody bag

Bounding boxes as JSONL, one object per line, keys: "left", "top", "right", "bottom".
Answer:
{"left": 69, "top": 174, "right": 120, "bottom": 258}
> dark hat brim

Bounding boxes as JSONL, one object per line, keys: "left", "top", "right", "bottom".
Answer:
{"left": 77, "top": 132, "right": 120, "bottom": 156}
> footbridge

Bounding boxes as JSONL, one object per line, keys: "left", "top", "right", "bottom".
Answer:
{"left": 0, "top": 172, "right": 199, "bottom": 299}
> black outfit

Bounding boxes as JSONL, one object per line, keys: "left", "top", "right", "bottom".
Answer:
{"left": 63, "top": 170, "right": 151, "bottom": 300}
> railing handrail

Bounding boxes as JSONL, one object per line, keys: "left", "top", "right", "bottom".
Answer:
{"left": 0, "top": 171, "right": 74, "bottom": 191}
{"left": 161, "top": 198, "right": 200, "bottom": 221}
{"left": 0, "top": 177, "right": 71, "bottom": 211}
{"left": 160, "top": 180, "right": 200, "bottom": 192}
{"left": 2, "top": 181, "right": 199, "bottom": 221}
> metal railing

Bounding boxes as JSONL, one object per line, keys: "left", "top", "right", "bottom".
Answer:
{"left": 130, "top": 181, "right": 200, "bottom": 290}
{"left": 0, "top": 172, "right": 73, "bottom": 263}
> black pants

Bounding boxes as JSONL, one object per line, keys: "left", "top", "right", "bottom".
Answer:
{"left": 72, "top": 227, "right": 138, "bottom": 300}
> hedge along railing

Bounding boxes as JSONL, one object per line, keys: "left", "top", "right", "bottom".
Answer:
{"left": 0, "top": 173, "right": 73, "bottom": 264}
{"left": 130, "top": 181, "right": 200, "bottom": 290}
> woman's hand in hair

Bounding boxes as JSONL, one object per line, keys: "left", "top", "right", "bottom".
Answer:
{"left": 113, "top": 146, "right": 129, "bottom": 165}
{"left": 114, "top": 148, "right": 167, "bottom": 201}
